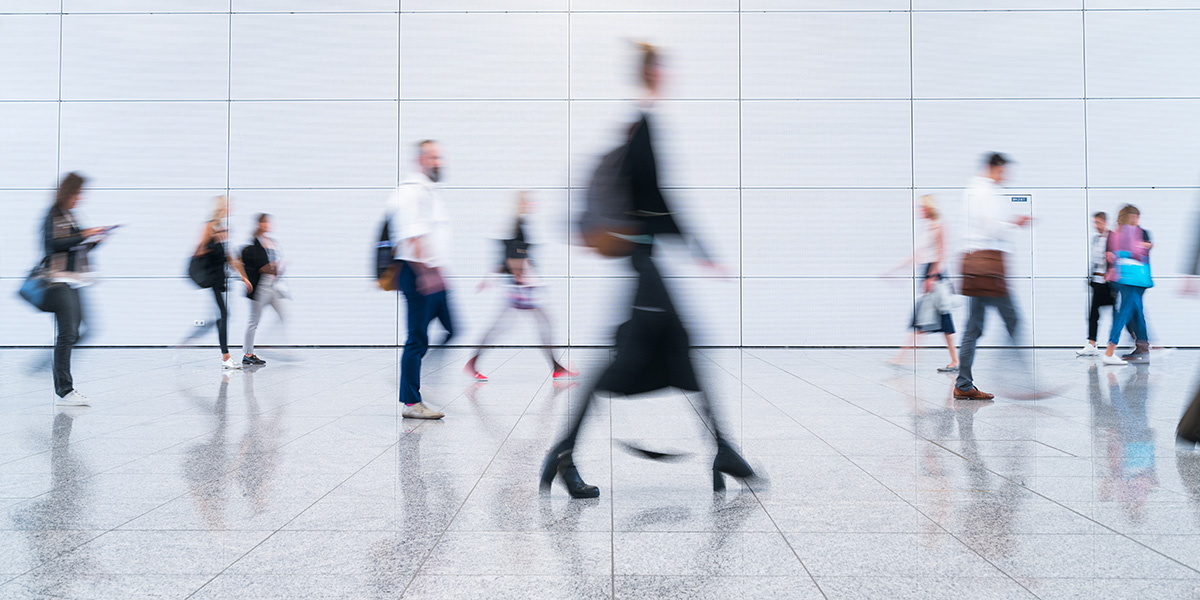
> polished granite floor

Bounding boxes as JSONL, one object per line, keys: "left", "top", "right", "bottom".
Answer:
{"left": 1, "top": 346, "right": 1200, "bottom": 599}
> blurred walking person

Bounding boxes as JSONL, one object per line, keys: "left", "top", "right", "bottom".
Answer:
{"left": 540, "top": 43, "right": 755, "bottom": 499}
{"left": 184, "top": 196, "right": 252, "bottom": 370}
{"left": 888, "top": 195, "right": 959, "bottom": 373}
{"left": 463, "top": 191, "right": 576, "bottom": 382}
{"left": 40, "top": 173, "right": 116, "bottom": 406}
{"left": 953, "top": 153, "right": 1033, "bottom": 401}
{"left": 388, "top": 140, "right": 456, "bottom": 420}
{"left": 1079, "top": 212, "right": 1115, "bottom": 356}
{"left": 240, "top": 213, "right": 287, "bottom": 366}
{"left": 1102, "top": 205, "right": 1153, "bottom": 366}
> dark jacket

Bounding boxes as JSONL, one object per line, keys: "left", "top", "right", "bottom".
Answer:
{"left": 240, "top": 237, "right": 269, "bottom": 299}
{"left": 624, "top": 114, "right": 682, "bottom": 237}
{"left": 43, "top": 206, "right": 88, "bottom": 277}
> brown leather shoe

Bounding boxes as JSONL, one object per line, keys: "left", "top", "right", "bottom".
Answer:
{"left": 954, "top": 386, "right": 995, "bottom": 400}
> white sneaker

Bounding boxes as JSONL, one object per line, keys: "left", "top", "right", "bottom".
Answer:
{"left": 401, "top": 402, "right": 444, "bottom": 420}
{"left": 1101, "top": 354, "right": 1127, "bottom": 366}
{"left": 57, "top": 390, "right": 90, "bottom": 407}
{"left": 221, "top": 358, "right": 242, "bottom": 370}
{"left": 1076, "top": 343, "right": 1098, "bottom": 356}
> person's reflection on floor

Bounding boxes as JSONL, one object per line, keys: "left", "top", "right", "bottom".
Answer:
{"left": 1093, "top": 364, "right": 1158, "bottom": 522}
{"left": 950, "top": 397, "right": 1025, "bottom": 558}
{"left": 12, "top": 408, "right": 95, "bottom": 590}
{"left": 232, "top": 366, "right": 283, "bottom": 515}
{"left": 182, "top": 374, "right": 232, "bottom": 529}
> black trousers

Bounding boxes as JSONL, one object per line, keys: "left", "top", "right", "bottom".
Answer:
{"left": 1088, "top": 281, "right": 1115, "bottom": 342}
{"left": 45, "top": 284, "right": 82, "bottom": 398}
{"left": 212, "top": 287, "right": 229, "bottom": 355}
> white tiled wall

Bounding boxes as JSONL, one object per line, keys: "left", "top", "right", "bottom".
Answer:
{"left": 2, "top": 4, "right": 1197, "bottom": 348}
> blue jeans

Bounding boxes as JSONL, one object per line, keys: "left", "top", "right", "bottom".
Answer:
{"left": 398, "top": 262, "right": 455, "bottom": 406}
{"left": 955, "top": 294, "right": 1021, "bottom": 392}
{"left": 1109, "top": 283, "right": 1148, "bottom": 346}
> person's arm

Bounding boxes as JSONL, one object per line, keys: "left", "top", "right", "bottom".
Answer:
{"left": 228, "top": 250, "right": 252, "bottom": 293}
{"left": 44, "top": 211, "right": 87, "bottom": 254}
{"left": 392, "top": 185, "right": 433, "bottom": 263}
{"left": 194, "top": 222, "right": 216, "bottom": 256}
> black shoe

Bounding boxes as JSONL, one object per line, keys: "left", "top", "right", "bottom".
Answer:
{"left": 540, "top": 443, "right": 599, "bottom": 499}
{"left": 712, "top": 439, "right": 757, "bottom": 491}
{"left": 242, "top": 355, "right": 266, "bottom": 365}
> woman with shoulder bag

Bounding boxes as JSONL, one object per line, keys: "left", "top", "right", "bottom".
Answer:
{"left": 184, "top": 196, "right": 252, "bottom": 370}
{"left": 890, "top": 195, "right": 959, "bottom": 372}
{"left": 1102, "top": 204, "right": 1152, "bottom": 366}
{"left": 41, "top": 173, "right": 116, "bottom": 406}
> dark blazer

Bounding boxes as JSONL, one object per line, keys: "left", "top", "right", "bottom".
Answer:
{"left": 240, "top": 237, "right": 269, "bottom": 299}
{"left": 624, "top": 114, "right": 682, "bottom": 237}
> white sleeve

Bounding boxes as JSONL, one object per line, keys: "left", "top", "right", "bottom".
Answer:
{"left": 387, "top": 185, "right": 432, "bottom": 243}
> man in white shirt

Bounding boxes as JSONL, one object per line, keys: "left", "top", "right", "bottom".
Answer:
{"left": 954, "top": 153, "right": 1032, "bottom": 400}
{"left": 1078, "top": 212, "right": 1114, "bottom": 356}
{"left": 388, "top": 140, "right": 455, "bottom": 419}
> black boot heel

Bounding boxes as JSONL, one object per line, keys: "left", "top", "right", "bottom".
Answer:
{"left": 712, "top": 439, "right": 756, "bottom": 491}
{"left": 540, "top": 445, "right": 599, "bottom": 499}
{"left": 712, "top": 469, "right": 726, "bottom": 492}
{"left": 558, "top": 464, "right": 600, "bottom": 499}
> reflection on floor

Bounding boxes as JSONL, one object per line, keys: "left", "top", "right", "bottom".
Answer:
{"left": 1, "top": 347, "right": 1200, "bottom": 599}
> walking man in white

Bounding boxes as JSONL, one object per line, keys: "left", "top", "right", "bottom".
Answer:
{"left": 953, "top": 153, "right": 1032, "bottom": 401}
{"left": 388, "top": 140, "right": 455, "bottom": 419}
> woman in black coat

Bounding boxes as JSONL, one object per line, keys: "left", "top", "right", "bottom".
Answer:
{"left": 540, "top": 43, "right": 756, "bottom": 499}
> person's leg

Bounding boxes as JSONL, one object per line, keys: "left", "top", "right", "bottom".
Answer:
{"left": 531, "top": 308, "right": 563, "bottom": 370}
{"left": 955, "top": 297, "right": 987, "bottom": 391}
{"left": 399, "top": 264, "right": 430, "bottom": 405}
{"left": 212, "top": 287, "right": 229, "bottom": 357}
{"left": 994, "top": 294, "right": 1022, "bottom": 343}
{"left": 944, "top": 333, "right": 958, "bottom": 366}
{"left": 1130, "top": 287, "right": 1149, "bottom": 343}
{"left": 1087, "top": 282, "right": 1103, "bottom": 345}
{"left": 891, "top": 331, "right": 917, "bottom": 364}
{"left": 1107, "top": 284, "right": 1133, "bottom": 356}
{"left": 48, "top": 286, "right": 82, "bottom": 398}
{"left": 432, "top": 289, "right": 455, "bottom": 345}
{"left": 242, "top": 291, "right": 266, "bottom": 358}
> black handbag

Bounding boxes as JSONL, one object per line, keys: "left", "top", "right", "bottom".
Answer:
{"left": 18, "top": 263, "right": 52, "bottom": 312}
{"left": 188, "top": 255, "right": 215, "bottom": 289}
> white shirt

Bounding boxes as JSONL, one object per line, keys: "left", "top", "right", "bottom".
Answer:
{"left": 385, "top": 172, "right": 452, "bottom": 269}
{"left": 961, "top": 175, "right": 1017, "bottom": 254}
{"left": 1090, "top": 231, "right": 1109, "bottom": 284}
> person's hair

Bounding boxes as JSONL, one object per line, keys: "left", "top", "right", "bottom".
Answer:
{"left": 417, "top": 139, "right": 437, "bottom": 155}
{"left": 986, "top": 152, "right": 1009, "bottom": 167}
{"left": 1093, "top": 211, "right": 1107, "bottom": 221}
{"left": 636, "top": 41, "right": 659, "bottom": 88}
{"left": 919, "top": 195, "right": 939, "bottom": 222}
{"left": 256, "top": 213, "right": 270, "bottom": 230}
{"left": 54, "top": 172, "right": 86, "bottom": 210}
{"left": 210, "top": 195, "right": 228, "bottom": 223}
{"left": 1117, "top": 204, "right": 1140, "bottom": 226}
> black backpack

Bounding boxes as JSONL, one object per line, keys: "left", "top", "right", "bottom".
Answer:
{"left": 374, "top": 216, "right": 398, "bottom": 290}
{"left": 579, "top": 141, "right": 639, "bottom": 257}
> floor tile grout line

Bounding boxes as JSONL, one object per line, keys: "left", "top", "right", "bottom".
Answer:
{"left": 729, "top": 350, "right": 1049, "bottom": 585}
{"left": 183, "top": 435, "right": 404, "bottom": 599}
{"left": 689, "top": 349, "right": 831, "bottom": 596}
{"left": 740, "top": 349, "right": 1200, "bottom": 579}
{"left": 396, "top": 349, "right": 556, "bottom": 598}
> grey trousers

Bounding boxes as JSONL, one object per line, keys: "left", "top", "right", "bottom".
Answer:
{"left": 243, "top": 281, "right": 285, "bottom": 356}
{"left": 955, "top": 294, "right": 1021, "bottom": 392}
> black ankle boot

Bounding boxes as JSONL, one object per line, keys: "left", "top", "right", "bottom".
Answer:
{"left": 540, "top": 443, "right": 600, "bottom": 499}
{"left": 712, "top": 439, "right": 756, "bottom": 491}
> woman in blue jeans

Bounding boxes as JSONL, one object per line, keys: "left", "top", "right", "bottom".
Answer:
{"left": 1103, "top": 204, "right": 1152, "bottom": 366}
